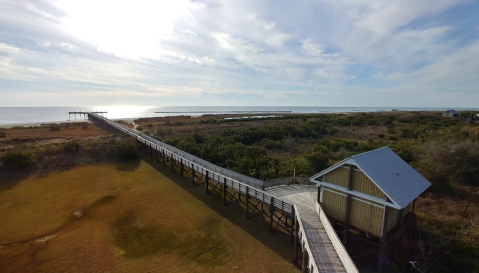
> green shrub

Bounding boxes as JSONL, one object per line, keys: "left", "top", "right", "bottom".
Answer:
{"left": 0, "top": 131, "right": 5, "bottom": 138}
{"left": 82, "top": 123, "right": 89, "bottom": 130}
{"left": 136, "top": 125, "right": 143, "bottom": 132}
{"left": 117, "top": 140, "right": 139, "bottom": 161}
{"left": 419, "top": 140, "right": 479, "bottom": 187}
{"left": 0, "top": 150, "right": 36, "bottom": 169}
{"left": 64, "top": 140, "right": 80, "bottom": 153}
{"left": 387, "top": 128, "right": 396, "bottom": 134}
{"left": 389, "top": 136, "right": 399, "bottom": 141}
{"left": 50, "top": 124, "right": 61, "bottom": 131}
{"left": 260, "top": 138, "right": 282, "bottom": 149}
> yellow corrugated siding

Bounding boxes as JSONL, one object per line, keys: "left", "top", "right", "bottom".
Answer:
{"left": 322, "top": 188, "right": 346, "bottom": 221}
{"left": 324, "top": 167, "right": 349, "bottom": 188}
{"left": 386, "top": 207, "right": 399, "bottom": 233}
{"left": 352, "top": 171, "right": 385, "bottom": 199}
{"left": 350, "top": 198, "right": 384, "bottom": 237}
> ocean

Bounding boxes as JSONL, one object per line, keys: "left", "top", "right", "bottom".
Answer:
{"left": 0, "top": 106, "right": 468, "bottom": 127}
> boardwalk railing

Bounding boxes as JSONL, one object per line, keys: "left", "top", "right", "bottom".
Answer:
{"left": 89, "top": 113, "right": 293, "bottom": 215}
{"left": 294, "top": 204, "right": 319, "bottom": 273}
{"left": 316, "top": 203, "right": 359, "bottom": 273}
{"left": 90, "top": 113, "right": 358, "bottom": 273}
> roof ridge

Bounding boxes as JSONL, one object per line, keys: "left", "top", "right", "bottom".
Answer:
{"left": 351, "top": 146, "right": 389, "bottom": 159}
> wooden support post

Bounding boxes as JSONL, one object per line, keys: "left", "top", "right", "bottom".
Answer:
{"left": 343, "top": 165, "right": 354, "bottom": 246}
{"left": 412, "top": 199, "right": 416, "bottom": 213}
{"left": 302, "top": 243, "right": 308, "bottom": 273}
{"left": 180, "top": 159, "right": 184, "bottom": 178}
{"left": 378, "top": 199, "right": 390, "bottom": 272}
{"left": 223, "top": 177, "right": 227, "bottom": 205}
{"left": 144, "top": 142, "right": 147, "bottom": 153}
{"left": 382, "top": 202, "right": 390, "bottom": 239}
{"left": 270, "top": 197, "right": 274, "bottom": 233}
{"left": 156, "top": 149, "right": 159, "bottom": 162}
{"left": 398, "top": 208, "right": 404, "bottom": 226}
{"left": 149, "top": 143, "right": 152, "bottom": 157}
{"left": 192, "top": 163, "right": 195, "bottom": 184}
{"left": 378, "top": 244, "right": 387, "bottom": 273}
{"left": 290, "top": 207, "right": 295, "bottom": 245}
{"left": 162, "top": 150, "right": 166, "bottom": 166}
{"left": 293, "top": 220, "right": 299, "bottom": 264}
{"left": 205, "top": 171, "right": 209, "bottom": 195}
{"left": 246, "top": 187, "right": 250, "bottom": 219}
{"left": 171, "top": 154, "right": 174, "bottom": 172}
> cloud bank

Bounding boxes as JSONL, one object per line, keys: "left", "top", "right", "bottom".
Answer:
{"left": 0, "top": 0, "right": 478, "bottom": 106}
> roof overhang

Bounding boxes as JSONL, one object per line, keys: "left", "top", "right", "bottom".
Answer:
{"left": 310, "top": 157, "right": 404, "bottom": 209}
{"left": 317, "top": 181, "right": 401, "bottom": 209}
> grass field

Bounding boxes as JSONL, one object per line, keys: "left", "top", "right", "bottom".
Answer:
{"left": 0, "top": 160, "right": 299, "bottom": 273}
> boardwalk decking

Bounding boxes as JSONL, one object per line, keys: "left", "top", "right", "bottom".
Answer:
{"left": 266, "top": 186, "right": 349, "bottom": 272}
{"left": 87, "top": 113, "right": 358, "bottom": 273}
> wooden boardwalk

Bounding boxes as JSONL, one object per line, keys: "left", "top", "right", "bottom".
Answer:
{"left": 266, "top": 186, "right": 350, "bottom": 272}
{"left": 87, "top": 113, "right": 358, "bottom": 273}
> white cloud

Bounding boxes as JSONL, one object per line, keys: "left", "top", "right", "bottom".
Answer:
{"left": 0, "top": 0, "right": 477, "bottom": 107}
{"left": 301, "top": 39, "right": 323, "bottom": 57}
{"left": 0, "top": 42, "right": 21, "bottom": 54}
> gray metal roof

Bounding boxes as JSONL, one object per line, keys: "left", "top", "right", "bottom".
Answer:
{"left": 352, "top": 147, "right": 430, "bottom": 208}
{"left": 311, "top": 146, "right": 431, "bottom": 208}
{"left": 446, "top": 109, "right": 459, "bottom": 114}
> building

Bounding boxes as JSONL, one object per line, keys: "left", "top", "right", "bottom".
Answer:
{"left": 310, "top": 146, "right": 431, "bottom": 244}
{"left": 442, "top": 109, "right": 459, "bottom": 118}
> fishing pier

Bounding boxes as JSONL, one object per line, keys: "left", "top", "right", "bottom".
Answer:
{"left": 87, "top": 112, "right": 358, "bottom": 273}
{"left": 68, "top": 111, "right": 107, "bottom": 121}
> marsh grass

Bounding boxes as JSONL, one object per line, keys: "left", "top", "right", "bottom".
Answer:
{"left": 0, "top": 162, "right": 298, "bottom": 273}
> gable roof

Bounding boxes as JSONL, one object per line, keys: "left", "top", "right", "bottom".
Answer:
{"left": 444, "top": 110, "right": 459, "bottom": 115}
{"left": 310, "top": 146, "right": 431, "bottom": 208}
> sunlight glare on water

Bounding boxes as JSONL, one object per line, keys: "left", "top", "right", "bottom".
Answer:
{"left": 92, "top": 105, "right": 155, "bottom": 120}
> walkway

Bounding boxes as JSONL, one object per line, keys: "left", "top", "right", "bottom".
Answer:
{"left": 88, "top": 113, "right": 358, "bottom": 273}
{"left": 266, "top": 186, "right": 353, "bottom": 272}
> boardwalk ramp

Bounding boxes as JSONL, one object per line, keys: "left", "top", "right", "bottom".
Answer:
{"left": 267, "top": 186, "right": 358, "bottom": 273}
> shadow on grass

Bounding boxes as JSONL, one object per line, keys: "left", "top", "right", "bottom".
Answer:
{"left": 0, "top": 170, "right": 31, "bottom": 193}
{"left": 138, "top": 154, "right": 296, "bottom": 265}
{"left": 115, "top": 159, "right": 141, "bottom": 172}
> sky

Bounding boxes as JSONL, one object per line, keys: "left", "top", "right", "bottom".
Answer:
{"left": 0, "top": 0, "right": 478, "bottom": 107}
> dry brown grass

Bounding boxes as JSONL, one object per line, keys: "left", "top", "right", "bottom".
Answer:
{"left": 0, "top": 162, "right": 298, "bottom": 273}
{"left": 0, "top": 123, "right": 108, "bottom": 147}
{"left": 416, "top": 184, "right": 479, "bottom": 247}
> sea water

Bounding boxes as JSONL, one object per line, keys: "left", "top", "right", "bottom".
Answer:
{"left": 0, "top": 106, "right": 466, "bottom": 126}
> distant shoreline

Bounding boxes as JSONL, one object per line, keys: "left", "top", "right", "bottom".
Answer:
{"left": 0, "top": 118, "right": 137, "bottom": 129}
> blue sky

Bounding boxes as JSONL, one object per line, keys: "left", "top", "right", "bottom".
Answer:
{"left": 0, "top": 0, "right": 478, "bottom": 107}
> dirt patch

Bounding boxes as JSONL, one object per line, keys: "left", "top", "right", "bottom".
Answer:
{"left": 35, "top": 234, "right": 58, "bottom": 244}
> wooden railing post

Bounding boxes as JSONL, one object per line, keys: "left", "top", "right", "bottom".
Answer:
{"left": 294, "top": 219, "right": 299, "bottom": 264}
{"left": 162, "top": 149, "right": 166, "bottom": 166}
{"left": 180, "top": 158, "right": 184, "bottom": 178}
{"left": 290, "top": 206, "right": 295, "bottom": 245}
{"left": 192, "top": 163, "right": 195, "bottom": 184}
{"left": 205, "top": 170, "right": 209, "bottom": 195}
{"left": 302, "top": 242, "right": 308, "bottom": 273}
{"left": 223, "top": 177, "right": 227, "bottom": 205}
{"left": 246, "top": 186, "right": 250, "bottom": 219}
{"left": 270, "top": 197, "right": 274, "bottom": 233}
